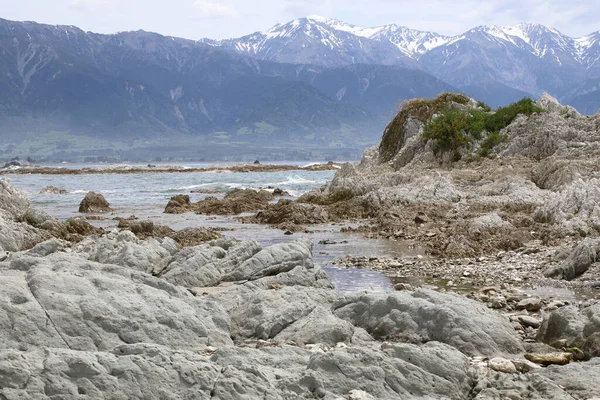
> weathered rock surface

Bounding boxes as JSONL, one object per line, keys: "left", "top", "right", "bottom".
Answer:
{"left": 78, "top": 191, "right": 112, "bottom": 213}
{"left": 117, "top": 219, "right": 223, "bottom": 247}
{"left": 73, "top": 230, "right": 178, "bottom": 275}
{"left": 0, "top": 178, "right": 29, "bottom": 219}
{"left": 165, "top": 189, "right": 274, "bottom": 215}
{"left": 537, "top": 302, "right": 600, "bottom": 357}
{"left": 334, "top": 290, "right": 524, "bottom": 356}
{"left": 545, "top": 238, "right": 600, "bottom": 280}
{"left": 473, "top": 358, "right": 600, "bottom": 399}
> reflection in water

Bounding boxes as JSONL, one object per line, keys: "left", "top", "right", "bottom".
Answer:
{"left": 324, "top": 267, "right": 394, "bottom": 292}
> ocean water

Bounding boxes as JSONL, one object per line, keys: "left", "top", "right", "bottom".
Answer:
{"left": 5, "top": 165, "right": 403, "bottom": 292}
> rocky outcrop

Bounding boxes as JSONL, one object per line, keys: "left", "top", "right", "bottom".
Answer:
{"left": 253, "top": 93, "right": 600, "bottom": 259}
{"left": 247, "top": 200, "right": 330, "bottom": 226}
{"left": 165, "top": 189, "right": 274, "bottom": 215}
{"left": 0, "top": 227, "right": 596, "bottom": 399}
{"left": 164, "top": 194, "right": 191, "bottom": 214}
{"left": 0, "top": 178, "right": 30, "bottom": 219}
{"left": 78, "top": 191, "right": 112, "bottom": 213}
{"left": 334, "top": 289, "right": 523, "bottom": 356}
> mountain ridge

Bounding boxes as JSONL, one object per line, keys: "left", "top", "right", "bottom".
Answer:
{"left": 202, "top": 16, "right": 600, "bottom": 108}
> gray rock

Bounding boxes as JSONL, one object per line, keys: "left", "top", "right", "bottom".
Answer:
{"left": 223, "top": 239, "right": 314, "bottom": 282}
{"left": 0, "top": 218, "right": 44, "bottom": 252}
{"left": 26, "top": 238, "right": 68, "bottom": 257}
{"left": 545, "top": 238, "right": 600, "bottom": 280}
{"left": 73, "top": 230, "right": 178, "bottom": 275}
{"left": 160, "top": 237, "right": 261, "bottom": 287}
{"left": 334, "top": 289, "right": 523, "bottom": 356}
{"left": 301, "top": 342, "right": 474, "bottom": 399}
{"left": 488, "top": 357, "right": 517, "bottom": 374}
{"left": 274, "top": 306, "right": 356, "bottom": 345}
{"left": 516, "top": 297, "right": 542, "bottom": 312}
{"left": 474, "top": 358, "right": 600, "bottom": 399}
{"left": 160, "top": 238, "right": 330, "bottom": 290}
{"left": 1, "top": 253, "right": 232, "bottom": 352}
{"left": 0, "top": 178, "right": 30, "bottom": 219}
{"left": 517, "top": 315, "right": 542, "bottom": 329}
{"left": 537, "top": 303, "right": 600, "bottom": 356}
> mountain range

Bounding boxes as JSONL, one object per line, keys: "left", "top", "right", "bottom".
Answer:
{"left": 0, "top": 16, "right": 599, "bottom": 161}
{"left": 204, "top": 16, "right": 600, "bottom": 109}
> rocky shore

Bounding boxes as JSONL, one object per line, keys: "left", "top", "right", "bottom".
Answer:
{"left": 2, "top": 92, "right": 600, "bottom": 399}
{"left": 1, "top": 181, "right": 599, "bottom": 398}
{"left": 0, "top": 162, "right": 340, "bottom": 175}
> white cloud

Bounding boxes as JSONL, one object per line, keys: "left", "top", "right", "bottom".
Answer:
{"left": 192, "top": 0, "right": 238, "bottom": 19}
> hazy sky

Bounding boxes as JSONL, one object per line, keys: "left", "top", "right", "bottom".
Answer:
{"left": 1, "top": 0, "right": 598, "bottom": 39}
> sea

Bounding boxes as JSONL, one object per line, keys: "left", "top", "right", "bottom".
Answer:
{"left": 3, "top": 161, "right": 417, "bottom": 292}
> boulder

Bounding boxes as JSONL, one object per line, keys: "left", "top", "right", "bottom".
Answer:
{"left": 516, "top": 297, "right": 543, "bottom": 312}
{"left": 195, "top": 189, "right": 274, "bottom": 215}
{"left": 253, "top": 200, "right": 329, "bottom": 225}
{"left": 78, "top": 191, "right": 112, "bottom": 213}
{"left": 334, "top": 289, "right": 524, "bottom": 356}
{"left": 0, "top": 178, "right": 29, "bottom": 219}
{"left": 164, "top": 194, "right": 191, "bottom": 214}
{"left": 537, "top": 302, "right": 600, "bottom": 356}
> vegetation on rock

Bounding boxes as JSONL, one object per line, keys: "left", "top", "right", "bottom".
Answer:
{"left": 422, "top": 97, "right": 544, "bottom": 159}
{"left": 379, "top": 93, "right": 470, "bottom": 162}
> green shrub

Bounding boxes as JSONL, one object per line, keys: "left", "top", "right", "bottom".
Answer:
{"left": 479, "top": 132, "right": 508, "bottom": 157}
{"left": 484, "top": 98, "right": 543, "bottom": 133}
{"left": 423, "top": 97, "right": 543, "bottom": 160}
{"left": 379, "top": 92, "right": 470, "bottom": 162}
{"left": 422, "top": 109, "right": 486, "bottom": 155}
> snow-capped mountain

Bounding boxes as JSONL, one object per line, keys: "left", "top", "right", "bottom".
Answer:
{"left": 202, "top": 17, "right": 600, "bottom": 105}
{"left": 201, "top": 16, "right": 417, "bottom": 68}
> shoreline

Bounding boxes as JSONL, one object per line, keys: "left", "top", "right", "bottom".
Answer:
{"left": 0, "top": 162, "right": 341, "bottom": 175}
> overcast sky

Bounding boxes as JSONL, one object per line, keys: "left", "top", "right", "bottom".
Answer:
{"left": 0, "top": 0, "right": 598, "bottom": 39}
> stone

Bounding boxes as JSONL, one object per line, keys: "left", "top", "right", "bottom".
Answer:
{"left": 78, "top": 191, "right": 112, "bottom": 213}
{"left": 511, "top": 358, "right": 542, "bottom": 373}
{"left": 516, "top": 297, "right": 542, "bottom": 312}
{"left": 517, "top": 315, "right": 542, "bottom": 329}
{"left": 524, "top": 352, "right": 573, "bottom": 366}
{"left": 536, "top": 304, "right": 600, "bottom": 351}
{"left": 473, "top": 358, "right": 600, "bottom": 399}
{"left": 488, "top": 357, "right": 517, "bottom": 373}
{"left": 490, "top": 295, "right": 507, "bottom": 309}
